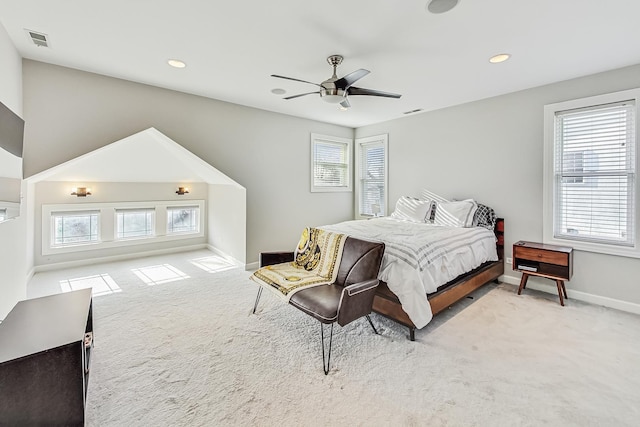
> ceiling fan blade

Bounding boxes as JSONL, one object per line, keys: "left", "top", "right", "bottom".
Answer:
{"left": 283, "top": 91, "right": 320, "bottom": 100}
{"left": 340, "top": 98, "right": 351, "bottom": 109}
{"left": 348, "top": 87, "right": 402, "bottom": 98}
{"left": 271, "top": 74, "right": 322, "bottom": 87}
{"left": 333, "top": 69, "right": 370, "bottom": 90}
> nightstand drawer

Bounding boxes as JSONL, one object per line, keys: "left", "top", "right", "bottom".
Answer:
{"left": 514, "top": 246, "right": 569, "bottom": 266}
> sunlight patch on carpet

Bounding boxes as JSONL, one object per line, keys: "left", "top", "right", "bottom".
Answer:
{"left": 131, "top": 264, "right": 190, "bottom": 285}
{"left": 60, "top": 273, "right": 122, "bottom": 297}
{"left": 190, "top": 255, "right": 236, "bottom": 273}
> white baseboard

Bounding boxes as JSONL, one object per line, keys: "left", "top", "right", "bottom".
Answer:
{"left": 500, "top": 274, "right": 640, "bottom": 315}
{"left": 26, "top": 267, "right": 35, "bottom": 283}
{"left": 244, "top": 261, "right": 259, "bottom": 271}
{"left": 205, "top": 245, "right": 245, "bottom": 268}
{"left": 34, "top": 244, "right": 208, "bottom": 273}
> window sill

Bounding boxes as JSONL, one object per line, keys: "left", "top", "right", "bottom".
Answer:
{"left": 543, "top": 236, "right": 640, "bottom": 259}
{"left": 44, "top": 232, "right": 204, "bottom": 256}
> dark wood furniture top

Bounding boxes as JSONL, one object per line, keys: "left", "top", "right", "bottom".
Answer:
{"left": 0, "top": 288, "right": 93, "bottom": 426}
{"left": 513, "top": 240, "right": 573, "bottom": 306}
{"left": 373, "top": 218, "right": 505, "bottom": 341}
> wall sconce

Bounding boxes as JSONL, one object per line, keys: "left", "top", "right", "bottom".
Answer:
{"left": 71, "top": 187, "right": 91, "bottom": 197}
{"left": 176, "top": 187, "right": 189, "bottom": 195}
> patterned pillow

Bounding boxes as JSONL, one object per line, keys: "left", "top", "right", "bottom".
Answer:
{"left": 473, "top": 203, "right": 497, "bottom": 230}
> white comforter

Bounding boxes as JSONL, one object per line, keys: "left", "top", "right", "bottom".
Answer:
{"left": 320, "top": 217, "right": 498, "bottom": 329}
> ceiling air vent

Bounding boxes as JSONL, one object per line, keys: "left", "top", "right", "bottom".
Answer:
{"left": 25, "top": 29, "right": 50, "bottom": 48}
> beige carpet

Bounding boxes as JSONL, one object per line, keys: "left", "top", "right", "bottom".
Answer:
{"left": 27, "top": 250, "right": 640, "bottom": 426}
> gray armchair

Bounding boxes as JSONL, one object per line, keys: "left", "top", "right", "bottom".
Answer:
{"left": 253, "top": 236, "right": 385, "bottom": 374}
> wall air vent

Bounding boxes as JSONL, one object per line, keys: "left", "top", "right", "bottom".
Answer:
{"left": 25, "top": 29, "right": 50, "bottom": 48}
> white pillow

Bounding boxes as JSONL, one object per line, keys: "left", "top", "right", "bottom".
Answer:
{"left": 434, "top": 199, "right": 477, "bottom": 227}
{"left": 420, "top": 189, "right": 449, "bottom": 204}
{"left": 390, "top": 196, "right": 433, "bottom": 223}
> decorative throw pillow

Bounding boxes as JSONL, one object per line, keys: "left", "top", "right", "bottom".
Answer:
{"left": 473, "top": 203, "right": 497, "bottom": 230}
{"left": 434, "top": 199, "right": 478, "bottom": 227}
{"left": 390, "top": 196, "right": 433, "bottom": 223}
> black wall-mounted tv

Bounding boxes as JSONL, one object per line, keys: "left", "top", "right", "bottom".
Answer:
{"left": 0, "top": 100, "right": 24, "bottom": 159}
{"left": 0, "top": 99, "right": 24, "bottom": 222}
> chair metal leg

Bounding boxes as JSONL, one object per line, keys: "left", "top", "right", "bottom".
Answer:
{"left": 320, "top": 322, "right": 334, "bottom": 375}
{"left": 365, "top": 314, "right": 379, "bottom": 335}
{"left": 252, "top": 287, "right": 263, "bottom": 314}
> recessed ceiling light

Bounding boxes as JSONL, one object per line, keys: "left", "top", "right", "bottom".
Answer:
{"left": 489, "top": 53, "right": 511, "bottom": 64}
{"left": 426, "top": 0, "right": 459, "bottom": 14}
{"left": 167, "top": 59, "right": 186, "bottom": 68}
{"left": 271, "top": 88, "right": 286, "bottom": 95}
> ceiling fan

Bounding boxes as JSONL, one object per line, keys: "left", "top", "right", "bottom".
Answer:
{"left": 271, "top": 55, "right": 401, "bottom": 109}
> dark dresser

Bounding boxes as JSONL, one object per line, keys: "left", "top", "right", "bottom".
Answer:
{"left": 0, "top": 288, "right": 93, "bottom": 425}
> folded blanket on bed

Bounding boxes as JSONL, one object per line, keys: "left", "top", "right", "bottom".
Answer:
{"left": 250, "top": 227, "right": 346, "bottom": 301}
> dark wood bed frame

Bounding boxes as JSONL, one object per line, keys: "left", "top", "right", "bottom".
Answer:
{"left": 372, "top": 218, "right": 505, "bottom": 341}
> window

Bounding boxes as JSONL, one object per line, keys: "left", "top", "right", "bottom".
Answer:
{"left": 43, "top": 200, "right": 205, "bottom": 255}
{"left": 116, "top": 208, "right": 155, "bottom": 239}
{"left": 52, "top": 211, "right": 99, "bottom": 246}
{"left": 355, "top": 134, "right": 388, "bottom": 218}
{"left": 563, "top": 151, "right": 585, "bottom": 184}
{"left": 544, "top": 89, "right": 639, "bottom": 257}
{"left": 310, "top": 134, "right": 352, "bottom": 192}
{"left": 167, "top": 206, "right": 200, "bottom": 234}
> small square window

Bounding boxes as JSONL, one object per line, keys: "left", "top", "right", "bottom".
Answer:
{"left": 167, "top": 206, "right": 199, "bottom": 234}
{"left": 116, "top": 209, "right": 154, "bottom": 239}
{"left": 310, "top": 134, "right": 352, "bottom": 192}
{"left": 52, "top": 212, "right": 100, "bottom": 246}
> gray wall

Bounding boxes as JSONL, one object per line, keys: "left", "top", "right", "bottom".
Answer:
{"left": 0, "top": 22, "right": 26, "bottom": 320}
{"left": 356, "top": 64, "right": 640, "bottom": 306}
{"left": 22, "top": 60, "right": 354, "bottom": 264}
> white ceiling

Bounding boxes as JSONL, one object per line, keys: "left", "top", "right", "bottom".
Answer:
{"left": 1, "top": 0, "right": 640, "bottom": 128}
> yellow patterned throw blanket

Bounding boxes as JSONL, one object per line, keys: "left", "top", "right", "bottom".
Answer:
{"left": 250, "top": 227, "right": 346, "bottom": 301}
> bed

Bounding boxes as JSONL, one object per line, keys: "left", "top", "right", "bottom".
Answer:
{"left": 320, "top": 197, "right": 504, "bottom": 340}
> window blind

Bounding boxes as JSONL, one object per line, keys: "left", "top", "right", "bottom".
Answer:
{"left": 359, "top": 142, "right": 386, "bottom": 216}
{"left": 312, "top": 139, "right": 349, "bottom": 188}
{"left": 554, "top": 100, "right": 636, "bottom": 246}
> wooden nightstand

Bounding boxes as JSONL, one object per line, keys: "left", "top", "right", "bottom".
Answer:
{"left": 513, "top": 241, "right": 573, "bottom": 306}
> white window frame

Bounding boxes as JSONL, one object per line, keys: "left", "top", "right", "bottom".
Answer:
{"left": 115, "top": 208, "right": 156, "bottom": 240}
{"left": 167, "top": 205, "right": 201, "bottom": 235}
{"left": 355, "top": 134, "right": 389, "bottom": 219}
{"left": 543, "top": 88, "right": 640, "bottom": 258}
{"left": 310, "top": 133, "right": 353, "bottom": 193}
{"left": 42, "top": 200, "right": 205, "bottom": 255}
{"left": 51, "top": 210, "right": 101, "bottom": 247}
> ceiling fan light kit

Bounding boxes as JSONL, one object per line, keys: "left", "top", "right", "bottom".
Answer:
{"left": 271, "top": 55, "right": 401, "bottom": 109}
{"left": 426, "top": 0, "right": 459, "bottom": 14}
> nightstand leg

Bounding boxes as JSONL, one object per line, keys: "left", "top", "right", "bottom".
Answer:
{"left": 560, "top": 280, "right": 568, "bottom": 299}
{"left": 517, "top": 273, "right": 529, "bottom": 295}
{"left": 555, "top": 280, "right": 565, "bottom": 306}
